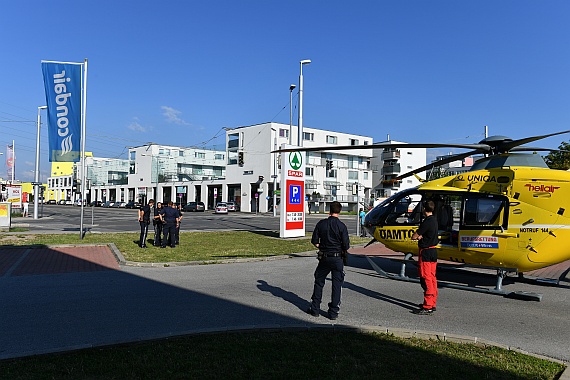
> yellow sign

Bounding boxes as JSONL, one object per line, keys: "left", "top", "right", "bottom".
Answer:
{"left": 0, "top": 204, "right": 7, "bottom": 217}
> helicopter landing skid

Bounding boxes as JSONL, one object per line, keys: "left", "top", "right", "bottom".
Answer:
{"left": 364, "top": 255, "right": 543, "bottom": 302}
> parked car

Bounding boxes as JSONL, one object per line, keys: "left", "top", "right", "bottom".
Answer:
{"left": 47, "top": 200, "right": 56, "bottom": 205}
{"left": 215, "top": 202, "right": 228, "bottom": 214}
{"left": 226, "top": 201, "right": 239, "bottom": 212}
{"left": 57, "top": 200, "right": 66, "bottom": 205}
{"left": 110, "top": 201, "right": 123, "bottom": 208}
{"left": 73, "top": 199, "right": 86, "bottom": 206}
{"left": 183, "top": 201, "right": 205, "bottom": 212}
{"left": 65, "top": 200, "right": 73, "bottom": 205}
{"left": 125, "top": 201, "right": 140, "bottom": 209}
{"left": 102, "top": 201, "right": 114, "bottom": 208}
{"left": 90, "top": 200, "right": 102, "bottom": 207}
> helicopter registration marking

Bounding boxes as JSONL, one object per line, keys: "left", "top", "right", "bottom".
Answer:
{"left": 460, "top": 236, "right": 499, "bottom": 249}
{"left": 379, "top": 229, "right": 416, "bottom": 240}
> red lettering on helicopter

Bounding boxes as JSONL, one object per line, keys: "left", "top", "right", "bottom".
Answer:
{"left": 524, "top": 184, "right": 560, "bottom": 193}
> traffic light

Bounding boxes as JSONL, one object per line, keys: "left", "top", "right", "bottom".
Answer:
{"left": 325, "top": 160, "right": 330, "bottom": 170}
{"left": 238, "top": 151, "right": 244, "bottom": 166}
{"left": 329, "top": 160, "right": 334, "bottom": 170}
{"left": 74, "top": 180, "right": 81, "bottom": 194}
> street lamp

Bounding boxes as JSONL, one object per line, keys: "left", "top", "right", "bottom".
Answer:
{"left": 298, "top": 59, "right": 311, "bottom": 147}
{"left": 34, "top": 105, "right": 47, "bottom": 219}
{"left": 289, "top": 84, "right": 296, "bottom": 145}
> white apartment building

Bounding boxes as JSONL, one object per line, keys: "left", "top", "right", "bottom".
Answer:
{"left": 225, "top": 122, "right": 374, "bottom": 213}
{"left": 84, "top": 144, "right": 226, "bottom": 208}
{"left": 51, "top": 126, "right": 428, "bottom": 213}
{"left": 371, "top": 140, "right": 427, "bottom": 199}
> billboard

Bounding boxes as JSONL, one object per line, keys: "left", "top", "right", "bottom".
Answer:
{"left": 279, "top": 145, "right": 305, "bottom": 238}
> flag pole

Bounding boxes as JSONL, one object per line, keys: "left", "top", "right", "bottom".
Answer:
{"left": 79, "top": 58, "right": 88, "bottom": 239}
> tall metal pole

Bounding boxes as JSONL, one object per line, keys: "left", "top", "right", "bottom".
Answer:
{"left": 273, "top": 134, "right": 277, "bottom": 217}
{"left": 289, "top": 84, "right": 296, "bottom": 145}
{"left": 34, "top": 106, "right": 47, "bottom": 219}
{"left": 298, "top": 60, "right": 311, "bottom": 147}
{"left": 80, "top": 58, "right": 88, "bottom": 239}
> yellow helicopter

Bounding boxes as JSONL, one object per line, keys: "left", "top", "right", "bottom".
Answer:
{"left": 277, "top": 130, "right": 570, "bottom": 300}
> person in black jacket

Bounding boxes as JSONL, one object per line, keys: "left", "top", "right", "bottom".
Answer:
{"left": 411, "top": 200, "right": 439, "bottom": 315}
{"left": 153, "top": 202, "right": 163, "bottom": 247}
{"left": 160, "top": 201, "right": 180, "bottom": 248}
{"left": 306, "top": 201, "right": 350, "bottom": 320}
{"left": 138, "top": 199, "right": 154, "bottom": 248}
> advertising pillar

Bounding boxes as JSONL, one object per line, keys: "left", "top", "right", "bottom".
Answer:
{"left": 279, "top": 144, "right": 305, "bottom": 238}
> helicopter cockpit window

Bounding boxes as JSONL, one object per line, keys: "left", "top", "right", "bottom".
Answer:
{"left": 463, "top": 197, "right": 505, "bottom": 227}
{"left": 385, "top": 194, "right": 423, "bottom": 225}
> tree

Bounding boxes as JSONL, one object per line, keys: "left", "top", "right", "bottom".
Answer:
{"left": 543, "top": 141, "right": 570, "bottom": 170}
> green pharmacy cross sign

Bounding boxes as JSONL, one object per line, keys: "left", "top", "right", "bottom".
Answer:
{"left": 289, "top": 151, "right": 303, "bottom": 170}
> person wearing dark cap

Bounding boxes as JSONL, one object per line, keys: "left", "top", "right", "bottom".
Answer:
{"left": 306, "top": 201, "right": 350, "bottom": 320}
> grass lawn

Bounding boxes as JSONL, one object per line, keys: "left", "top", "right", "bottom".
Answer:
{"left": 0, "top": 231, "right": 371, "bottom": 263}
{"left": 0, "top": 331, "right": 564, "bottom": 380}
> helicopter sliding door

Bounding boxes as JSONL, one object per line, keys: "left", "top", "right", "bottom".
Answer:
{"left": 456, "top": 194, "right": 509, "bottom": 265}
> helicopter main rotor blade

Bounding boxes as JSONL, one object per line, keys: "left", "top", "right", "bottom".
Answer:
{"left": 509, "top": 146, "right": 570, "bottom": 153}
{"left": 394, "top": 150, "right": 482, "bottom": 181}
{"left": 272, "top": 142, "right": 489, "bottom": 154}
{"left": 499, "top": 130, "right": 570, "bottom": 152}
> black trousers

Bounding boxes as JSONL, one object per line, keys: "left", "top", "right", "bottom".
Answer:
{"left": 162, "top": 223, "right": 176, "bottom": 248}
{"left": 139, "top": 221, "right": 149, "bottom": 247}
{"left": 310, "top": 256, "right": 344, "bottom": 317}
{"left": 153, "top": 223, "right": 163, "bottom": 246}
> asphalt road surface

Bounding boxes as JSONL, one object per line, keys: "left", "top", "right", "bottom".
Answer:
{"left": 5, "top": 205, "right": 569, "bottom": 363}
{"left": 21, "top": 204, "right": 362, "bottom": 234}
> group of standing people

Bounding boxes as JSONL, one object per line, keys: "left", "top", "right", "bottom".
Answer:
{"left": 139, "top": 199, "right": 182, "bottom": 249}
{"left": 307, "top": 199, "right": 439, "bottom": 320}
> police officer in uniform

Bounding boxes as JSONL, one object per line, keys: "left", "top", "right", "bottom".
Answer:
{"left": 306, "top": 201, "right": 350, "bottom": 320}
{"left": 160, "top": 201, "right": 179, "bottom": 248}
{"left": 138, "top": 199, "right": 154, "bottom": 248}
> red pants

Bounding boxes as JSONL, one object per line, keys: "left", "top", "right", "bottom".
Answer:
{"left": 418, "top": 253, "right": 438, "bottom": 309}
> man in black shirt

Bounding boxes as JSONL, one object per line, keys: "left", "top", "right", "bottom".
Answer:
{"left": 411, "top": 200, "right": 439, "bottom": 315}
{"left": 307, "top": 201, "right": 350, "bottom": 320}
{"left": 160, "top": 201, "right": 180, "bottom": 248}
{"left": 138, "top": 199, "right": 154, "bottom": 248}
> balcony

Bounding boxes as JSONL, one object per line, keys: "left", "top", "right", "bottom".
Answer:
{"left": 381, "top": 150, "right": 401, "bottom": 160}
{"left": 381, "top": 179, "right": 401, "bottom": 188}
{"left": 381, "top": 163, "right": 401, "bottom": 175}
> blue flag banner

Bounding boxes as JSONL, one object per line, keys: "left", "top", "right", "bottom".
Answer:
{"left": 41, "top": 62, "right": 82, "bottom": 162}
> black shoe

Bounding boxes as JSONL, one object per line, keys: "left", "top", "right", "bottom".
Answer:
{"left": 413, "top": 308, "right": 434, "bottom": 315}
{"left": 327, "top": 313, "right": 338, "bottom": 321}
{"left": 417, "top": 304, "right": 436, "bottom": 311}
{"left": 306, "top": 308, "right": 319, "bottom": 317}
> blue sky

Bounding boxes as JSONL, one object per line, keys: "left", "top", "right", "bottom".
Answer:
{"left": 2, "top": 1, "right": 570, "bottom": 182}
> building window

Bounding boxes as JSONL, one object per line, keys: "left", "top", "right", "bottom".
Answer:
{"left": 306, "top": 167, "right": 314, "bottom": 177}
{"left": 215, "top": 154, "right": 225, "bottom": 160}
{"left": 348, "top": 171, "right": 358, "bottom": 180}
{"left": 326, "top": 169, "right": 337, "bottom": 178}
{"left": 195, "top": 152, "right": 205, "bottom": 159}
{"left": 326, "top": 135, "right": 337, "bottom": 144}
{"left": 407, "top": 151, "right": 413, "bottom": 155}
{"left": 279, "top": 129, "right": 289, "bottom": 138}
{"left": 364, "top": 141, "right": 369, "bottom": 145}
{"left": 363, "top": 172, "right": 369, "bottom": 180}
{"left": 350, "top": 139, "right": 359, "bottom": 145}
{"left": 303, "top": 132, "right": 314, "bottom": 141}
{"left": 179, "top": 150, "right": 184, "bottom": 157}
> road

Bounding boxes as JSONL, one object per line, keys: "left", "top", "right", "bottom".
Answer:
{"left": 4, "top": 205, "right": 569, "bottom": 364}
{"left": 21, "top": 205, "right": 362, "bottom": 234}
